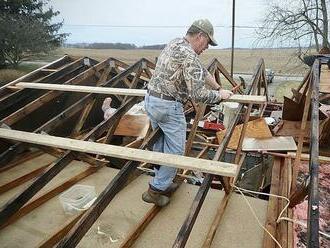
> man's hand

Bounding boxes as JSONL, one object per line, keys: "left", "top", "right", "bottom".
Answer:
{"left": 219, "top": 89, "right": 233, "bottom": 99}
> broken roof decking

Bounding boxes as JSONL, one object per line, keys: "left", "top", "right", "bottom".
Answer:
{"left": 2, "top": 55, "right": 326, "bottom": 247}
{"left": 0, "top": 154, "right": 268, "bottom": 248}
{"left": 0, "top": 55, "right": 272, "bottom": 247}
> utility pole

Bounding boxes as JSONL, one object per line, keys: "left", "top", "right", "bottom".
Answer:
{"left": 230, "top": 0, "right": 236, "bottom": 78}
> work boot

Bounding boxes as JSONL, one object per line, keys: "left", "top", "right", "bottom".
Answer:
{"left": 162, "top": 183, "right": 179, "bottom": 195}
{"left": 149, "top": 183, "right": 179, "bottom": 196}
{"left": 142, "top": 187, "right": 170, "bottom": 207}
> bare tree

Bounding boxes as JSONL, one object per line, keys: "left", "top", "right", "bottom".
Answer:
{"left": 257, "top": 0, "right": 329, "bottom": 59}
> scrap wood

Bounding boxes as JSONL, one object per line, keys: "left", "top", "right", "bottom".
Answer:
{"left": 242, "top": 136, "right": 297, "bottom": 151}
{"left": 216, "top": 118, "right": 272, "bottom": 150}
{"left": 273, "top": 119, "right": 329, "bottom": 142}
{"left": 283, "top": 96, "right": 328, "bottom": 121}
{"left": 114, "top": 114, "right": 149, "bottom": 137}
{"left": 0, "top": 129, "right": 238, "bottom": 177}
{"left": 282, "top": 96, "right": 309, "bottom": 121}
{"left": 320, "top": 64, "right": 330, "bottom": 93}
{"left": 15, "top": 83, "right": 267, "bottom": 104}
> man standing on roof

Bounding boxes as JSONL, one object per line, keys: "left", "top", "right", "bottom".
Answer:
{"left": 142, "top": 19, "right": 233, "bottom": 207}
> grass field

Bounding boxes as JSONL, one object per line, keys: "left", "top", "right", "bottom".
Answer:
{"left": 0, "top": 47, "right": 307, "bottom": 103}
{"left": 53, "top": 47, "right": 309, "bottom": 76}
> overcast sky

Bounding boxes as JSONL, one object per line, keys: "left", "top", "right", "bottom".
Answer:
{"left": 49, "top": 0, "right": 267, "bottom": 48}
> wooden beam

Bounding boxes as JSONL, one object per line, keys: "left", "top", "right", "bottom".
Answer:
{"left": 307, "top": 59, "right": 320, "bottom": 247}
{"left": 277, "top": 158, "right": 289, "bottom": 247}
{"left": 1, "top": 59, "right": 110, "bottom": 126}
{"left": 70, "top": 63, "right": 113, "bottom": 137}
{"left": 172, "top": 58, "right": 263, "bottom": 247}
{"left": 0, "top": 162, "right": 51, "bottom": 195}
{"left": 14, "top": 83, "right": 266, "bottom": 103}
{"left": 213, "top": 59, "right": 244, "bottom": 94}
{"left": 0, "top": 150, "right": 43, "bottom": 173}
{"left": 0, "top": 167, "right": 97, "bottom": 229}
{"left": 0, "top": 94, "right": 93, "bottom": 167}
{"left": 56, "top": 128, "right": 162, "bottom": 247}
{"left": 0, "top": 55, "right": 70, "bottom": 94}
{"left": 0, "top": 58, "right": 85, "bottom": 116}
{"left": 0, "top": 129, "right": 238, "bottom": 177}
{"left": 185, "top": 104, "right": 206, "bottom": 154}
{"left": 201, "top": 153, "right": 246, "bottom": 248}
{"left": 0, "top": 62, "right": 149, "bottom": 228}
{"left": 38, "top": 212, "right": 85, "bottom": 248}
{"left": 242, "top": 136, "right": 297, "bottom": 151}
{"left": 262, "top": 157, "right": 282, "bottom": 248}
{"left": 101, "top": 65, "right": 143, "bottom": 146}
{"left": 119, "top": 61, "right": 216, "bottom": 248}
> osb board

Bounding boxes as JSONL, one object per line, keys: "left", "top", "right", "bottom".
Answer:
{"left": 114, "top": 114, "right": 149, "bottom": 137}
{"left": 282, "top": 96, "right": 309, "bottom": 121}
{"left": 242, "top": 136, "right": 297, "bottom": 151}
{"left": 216, "top": 118, "right": 272, "bottom": 150}
{"left": 320, "top": 65, "right": 330, "bottom": 93}
{"left": 274, "top": 119, "right": 329, "bottom": 143}
{"left": 0, "top": 163, "right": 268, "bottom": 248}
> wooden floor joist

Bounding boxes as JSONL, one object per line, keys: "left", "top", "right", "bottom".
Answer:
{"left": 14, "top": 82, "right": 267, "bottom": 104}
{"left": 172, "top": 58, "right": 266, "bottom": 248}
{"left": 0, "top": 129, "right": 238, "bottom": 177}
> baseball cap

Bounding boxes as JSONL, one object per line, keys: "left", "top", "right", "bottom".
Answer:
{"left": 191, "top": 19, "right": 218, "bottom": 46}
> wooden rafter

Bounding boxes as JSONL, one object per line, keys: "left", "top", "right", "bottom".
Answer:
{"left": 173, "top": 58, "right": 267, "bottom": 247}
{"left": 0, "top": 59, "right": 151, "bottom": 225}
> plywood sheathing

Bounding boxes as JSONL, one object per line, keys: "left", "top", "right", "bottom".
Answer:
{"left": 216, "top": 118, "right": 272, "bottom": 150}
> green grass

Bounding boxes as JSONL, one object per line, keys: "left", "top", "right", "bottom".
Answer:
{"left": 274, "top": 81, "right": 301, "bottom": 102}
{"left": 0, "top": 63, "right": 41, "bottom": 85}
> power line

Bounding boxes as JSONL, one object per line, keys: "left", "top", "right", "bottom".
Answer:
{"left": 63, "top": 24, "right": 259, "bottom": 29}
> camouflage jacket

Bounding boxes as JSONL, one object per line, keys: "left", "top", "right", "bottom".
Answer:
{"left": 148, "top": 38, "right": 221, "bottom": 104}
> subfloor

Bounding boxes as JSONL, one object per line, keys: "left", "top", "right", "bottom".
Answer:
{"left": 0, "top": 153, "right": 268, "bottom": 247}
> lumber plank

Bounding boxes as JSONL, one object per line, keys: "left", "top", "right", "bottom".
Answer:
{"left": 216, "top": 118, "right": 272, "bottom": 150}
{"left": 242, "top": 136, "right": 297, "bottom": 151}
{"left": 292, "top": 82, "right": 312, "bottom": 192}
{"left": 173, "top": 59, "right": 264, "bottom": 248}
{"left": 287, "top": 152, "right": 330, "bottom": 163}
{"left": 114, "top": 114, "right": 149, "bottom": 137}
{"left": 201, "top": 153, "right": 246, "bottom": 248}
{"left": 56, "top": 128, "right": 162, "bottom": 247}
{"left": 1, "top": 59, "right": 110, "bottom": 126}
{"left": 320, "top": 64, "right": 330, "bottom": 93}
{"left": 0, "top": 163, "right": 50, "bottom": 195}
{"left": 0, "top": 150, "right": 43, "bottom": 173}
{"left": 15, "top": 82, "right": 267, "bottom": 104}
{"left": 277, "top": 158, "right": 288, "bottom": 247}
{"left": 38, "top": 212, "right": 85, "bottom": 248}
{"left": 307, "top": 59, "right": 320, "bottom": 247}
{"left": 0, "top": 167, "right": 97, "bottom": 229}
{"left": 0, "top": 55, "right": 69, "bottom": 93}
{"left": 263, "top": 157, "right": 282, "bottom": 248}
{"left": 101, "top": 66, "right": 143, "bottom": 145}
{"left": 0, "top": 129, "right": 238, "bottom": 177}
{"left": 0, "top": 94, "right": 93, "bottom": 167}
{"left": 14, "top": 82, "right": 146, "bottom": 97}
{"left": 0, "top": 58, "right": 85, "bottom": 115}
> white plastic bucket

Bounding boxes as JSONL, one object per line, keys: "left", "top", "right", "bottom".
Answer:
{"left": 222, "top": 102, "right": 239, "bottom": 128}
{"left": 59, "top": 184, "right": 96, "bottom": 215}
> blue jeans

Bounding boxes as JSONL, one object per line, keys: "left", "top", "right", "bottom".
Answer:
{"left": 144, "top": 94, "right": 186, "bottom": 191}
